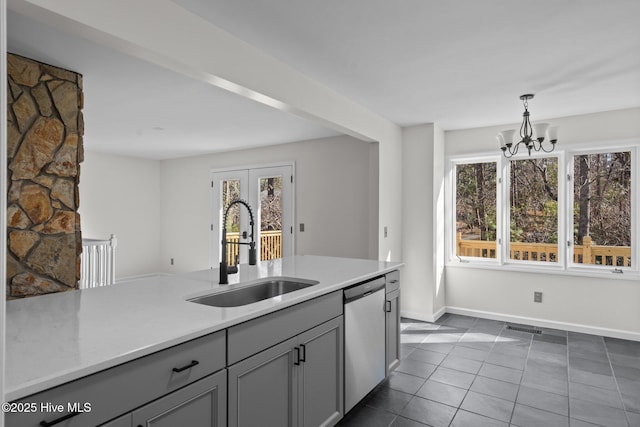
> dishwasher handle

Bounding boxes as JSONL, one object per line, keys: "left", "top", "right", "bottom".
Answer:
{"left": 344, "top": 277, "right": 386, "bottom": 303}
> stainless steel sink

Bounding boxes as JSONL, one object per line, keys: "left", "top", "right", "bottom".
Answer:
{"left": 189, "top": 278, "right": 320, "bottom": 307}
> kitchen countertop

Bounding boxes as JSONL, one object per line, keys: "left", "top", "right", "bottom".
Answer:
{"left": 5, "top": 255, "right": 402, "bottom": 401}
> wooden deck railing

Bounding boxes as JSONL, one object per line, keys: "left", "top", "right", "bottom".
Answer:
{"left": 457, "top": 233, "right": 631, "bottom": 266}
{"left": 225, "top": 230, "right": 282, "bottom": 264}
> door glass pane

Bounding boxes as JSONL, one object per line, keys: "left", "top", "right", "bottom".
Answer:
{"left": 259, "top": 176, "right": 282, "bottom": 260}
{"left": 509, "top": 158, "right": 558, "bottom": 262}
{"left": 573, "top": 151, "right": 631, "bottom": 267}
{"left": 222, "top": 179, "right": 241, "bottom": 265}
{"left": 455, "top": 162, "right": 497, "bottom": 258}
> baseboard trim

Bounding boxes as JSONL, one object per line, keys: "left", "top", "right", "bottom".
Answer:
{"left": 400, "top": 306, "right": 447, "bottom": 323}
{"left": 446, "top": 306, "right": 640, "bottom": 342}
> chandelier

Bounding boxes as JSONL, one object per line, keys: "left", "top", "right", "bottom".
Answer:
{"left": 498, "top": 94, "right": 558, "bottom": 158}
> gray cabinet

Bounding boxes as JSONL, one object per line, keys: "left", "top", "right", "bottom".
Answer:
{"left": 131, "top": 369, "right": 226, "bottom": 427}
{"left": 228, "top": 316, "right": 344, "bottom": 427}
{"left": 101, "top": 370, "right": 226, "bottom": 427}
{"left": 385, "top": 271, "right": 401, "bottom": 374}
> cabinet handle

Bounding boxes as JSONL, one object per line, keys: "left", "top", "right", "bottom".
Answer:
{"left": 299, "top": 344, "right": 306, "bottom": 363}
{"left": 39, "top": 411, "right": 80, "bottom": 427}
{"left": 385, "top": 300, "right": 392, "bottom": 312}
{"left": 172, "top": 360, "right": 199, "bottom": 373}
{"left": 294, "top": 347, "right": 301, "bottom": 365}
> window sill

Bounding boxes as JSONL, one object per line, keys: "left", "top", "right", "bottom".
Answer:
{"left": 446, "top": 260, "right": 639, "bottom": 281}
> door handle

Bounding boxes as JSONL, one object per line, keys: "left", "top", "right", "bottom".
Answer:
{"left": 385, "top": 300, "right": 392, "bottom": 312}
{"left": 294, "top": 346, "right": 301, "bottom": 365}
{"left": 39, "top": 412, "right": 81, "bottom": 427}
{"left": 299, "top": 344, "right": 306, "bottom": 363}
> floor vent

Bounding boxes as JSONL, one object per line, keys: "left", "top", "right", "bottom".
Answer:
{"left": 506, "top": 324, "right": 542, "bottom": 334}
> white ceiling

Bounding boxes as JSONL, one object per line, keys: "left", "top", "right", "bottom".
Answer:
{"left": 7, "top": 1, "right": 640, "bottom": 160}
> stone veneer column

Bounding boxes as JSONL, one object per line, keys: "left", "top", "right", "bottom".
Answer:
{"left": 6, "top": 53, "right": 84, "bottom": 298}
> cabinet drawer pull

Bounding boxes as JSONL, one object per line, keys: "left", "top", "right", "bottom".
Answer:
{"left": 294, "top": 347, "right": 301, "bottom": 365}
{"left": 172, "top": 360, "right": 199, "bottom": 373}
{"left": 299, "top": 344, "right": 306, "bottom": 362}
{"left": 39, "top": 411, "right": 80, "bottom": 427}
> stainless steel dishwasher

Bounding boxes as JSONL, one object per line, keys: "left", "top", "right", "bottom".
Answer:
{"left": 344, "top": 276, "right": 387, "bottom": 413}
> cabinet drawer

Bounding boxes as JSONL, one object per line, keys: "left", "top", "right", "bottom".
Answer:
{"left": 385, "top": 270, "right": 400, "bottom": 293}
{"left": 6, "top": 330, "right": 226, "bottom": 427}
{"left": 227, "top": 291, "right": 342, "bottom": 365}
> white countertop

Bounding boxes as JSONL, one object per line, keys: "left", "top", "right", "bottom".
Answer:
{"left": 5, "top": 255, "right": 401, "bottom": 401}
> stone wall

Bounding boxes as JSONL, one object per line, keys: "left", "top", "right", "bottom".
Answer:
{"left": 6, "top": 53, "right": 84, "bottom": 298}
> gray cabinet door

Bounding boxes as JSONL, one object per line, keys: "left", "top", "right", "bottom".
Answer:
{"left": 298, "top": 317, "right": 344, "bottom": 427}
{"left": 386, "top": 290, "right": 400, "bottom": 374}
{"left": 131, "top": 369, "right": 226, "bottom": 427}
{"left": 228, "top": 337, "right": 298, "bottom": 427}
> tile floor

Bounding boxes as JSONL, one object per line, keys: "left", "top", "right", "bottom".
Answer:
{"left": 337, "top": 314, "right": 640, "bottom": 427}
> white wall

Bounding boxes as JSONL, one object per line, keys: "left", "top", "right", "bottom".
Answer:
{"left": 79, "top": 151, "right": 162, "bottom": 278}
{"left": 444, "top": 108, "right": 640, "bottom": 338}
{"left": 401, "top": 124, "right": 446, "bottom": 322}
{"left": 160, "top": 135, "right": 377, "bottom": 273}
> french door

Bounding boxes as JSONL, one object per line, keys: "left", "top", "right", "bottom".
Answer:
{"left": 211, "top": 165, "right": 293, "bottom": 268}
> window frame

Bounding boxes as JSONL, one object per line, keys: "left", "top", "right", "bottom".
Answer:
{"left": 564, "top": 145, "right": 637, "bottom": 274}
{"left": 446, "top": 140, "right": 640, "bottom": 279}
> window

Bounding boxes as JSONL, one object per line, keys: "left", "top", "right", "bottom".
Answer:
{"left": 449, "top": 146, "right": 637, "bottom": 275}
{"left": 509, "top": 158, "right": 558, "bottom": 263}
{"left": 571, "top": 151, "right": 632, "bottom": 268}
{"left": 455, "top": 161, "right": 497, "bottom": 259}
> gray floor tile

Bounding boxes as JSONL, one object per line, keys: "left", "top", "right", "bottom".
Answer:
{"left": 569, "top": 381, "right": 624, "bottom": 409}
{"left": 416, "top": 342, "right": 454, "bottom": 355}
{"left": 337, "top": 403, "right": 397, "bottom": 427}
{"left": 470, "top": 376, "right": 518, "bottom": 401}
{"left": 442, "top": 315, "right": 477, "bottom": 328}
{"left": 478, "top": 362, "right": 523, "bottom": 384}
{"left": 626, "top": 411, "right": 640, "bottom": 427}
{"left": 385, "top": 371, "right": 426, "bottom": 395}
{"left": 568, "top": 347, "right": 610, "bottom": 363}
{"left": 534, "top": 333, "right": 567, "bottom": 345}
{"left": 423, "top": 332, "right": 463, "bottom": 344}
{"left": 618, "top": 377, "right": 640, "bottom": 396}
{"left": 406, "top": 348, "right": 446, "bottom": 365}
{"left": 622, "top": 392, "right": 640, "bottom": 413}
{"left": 604, "top": 337, "right": 640, "bottom": 357}
{"left": 450, "top": 409, "right": 508, "bottom": 427}
{"left": 525, "top": 358, "right": 568, "bottom": 379}
{"left": 364, "top": 386, "right": 413, "bottom": 414}
{"left": 612, "top": 363, "right": 640, "bottom": 381}
{"left": 570, "top": 398, "right": 629, "bottom": 427}
{"left": 521, "top": 370, "right": 569, "bottom": 396}
{"left": 530, "top": 339, "right": 567, "bottom": 356}
{"left": 415, "top": 379, "right": 467, "bottom": 407}
{"left": 389, "top": 416, "right": 429, "bottom": 427}
{"left": 493, "top": 341, "right": 531, "bottom": 354}
{"left": 429, "top": 366, "right": 475, "bottom": 389}
{"left": 568, "top": 419, "right": 601, "bottom": 427}
{"left": 450, "top": 344, "right": 491, "bottom": 361}
{"left": 511, "top": 403, "right": 568, "bottom": 427}
{"left": 441, "top": 354, "right": 483, "bottom": 374}
{"left": 516, "top": 385, "right": 569, "bottom": 416}
{"left": 568, "top": 356, "right": 613, "bottom": 376}
{"left": 528, "top": 349, "right": 568, "bottom": 367}
{"left": 401, "top": 396, "right": 457, "bottom": 427}
{"left": 395, "top": 358, "right": 437, "bottom": 379}
{"left": 485, "top": 351, "right": 527, "bottom": 370}
{"left": 609, "top": 352, "right": 640, "bottom": 369}
{"left": 460, "top": 391, "right": 514, "bottom": 422}
{"left": 401, "top": 333, "right": 429, "bottom": 345}
{"left": 569, "top": 368, "right": 618, "bottom": 391}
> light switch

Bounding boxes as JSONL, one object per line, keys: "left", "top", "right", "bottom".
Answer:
{"left": 300, "top": 223, "right": 305, "bottom": 232}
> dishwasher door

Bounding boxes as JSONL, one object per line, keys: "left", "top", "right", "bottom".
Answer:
{"left": 344, "top": 280, "right": 386, "bottom": 413}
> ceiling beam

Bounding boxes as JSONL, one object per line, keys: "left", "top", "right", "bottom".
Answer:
{"left": 7, "top": 0, "right": 401, "bottom": 144}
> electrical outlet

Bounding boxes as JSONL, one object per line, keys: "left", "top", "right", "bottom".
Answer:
{"left": 534, "top": 291, "right": 542, "bottom": 303}
{"left": 300, "top": 223, "right": 305, "bottom": 232}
